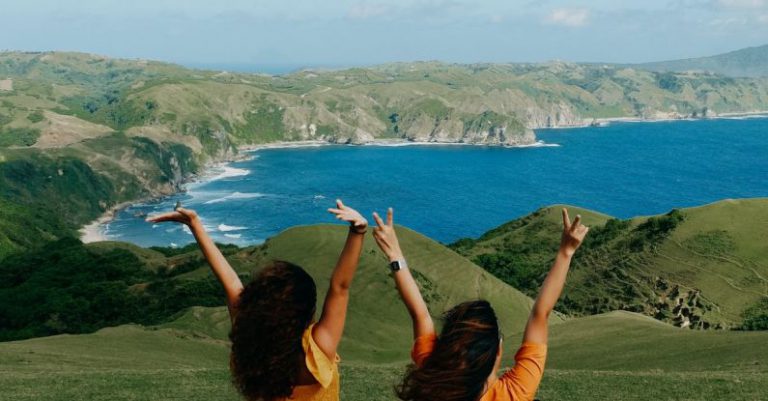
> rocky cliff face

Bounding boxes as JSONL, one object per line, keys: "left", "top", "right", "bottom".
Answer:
{"left": 524, "top": 103, "right": 587, "bottom": 129}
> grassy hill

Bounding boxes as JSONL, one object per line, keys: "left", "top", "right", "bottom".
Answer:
{"left": 0, "top": 224, "right": 544, "bottom": 346}
{"left": 1, "top": 221, "right": 767, "bottom": 400}
{"left": 635, "top": 44, "right": 768, "bottom": 78}
{"left": 451, "top": 199, "right": 768, "bottom": 330}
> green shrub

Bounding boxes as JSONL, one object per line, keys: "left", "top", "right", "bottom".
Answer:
{"left": 741, "top": 298, "right": 768, "bottom": 330}
{"left": 26, "top": 110, "right": 44, "bottom": 123}
{"left": 0, "top": 237, "right": 233, "bottom": 341}
{"left": 0, "top": 127, "right": 41, "bottom": 147}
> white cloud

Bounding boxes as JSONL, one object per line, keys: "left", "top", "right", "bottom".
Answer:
{"left": 717, "top": 0, "right": 766, "bottom": 8}
{"left": 347, "top": 3, "right": 390, "bottom": 19}
{"left": 545, "top": 8, "right": 590, "bottom": 27}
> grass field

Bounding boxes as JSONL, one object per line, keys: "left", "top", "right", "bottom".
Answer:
{"left": 2, "top": 308, "right": 766, "bottom": 401}
{"left": 1, "top": 221, "right": 767, "bottom": 400}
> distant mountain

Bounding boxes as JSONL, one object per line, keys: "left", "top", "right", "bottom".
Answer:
{"left": 2, "top": 51, "right": 768, "bottom": 256}
{"left": 633, "top": 44, "right": 768, "bottom": 78}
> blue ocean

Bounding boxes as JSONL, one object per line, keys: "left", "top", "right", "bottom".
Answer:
{"left": 104, "top": 117, "right": 768, "bottom": 247}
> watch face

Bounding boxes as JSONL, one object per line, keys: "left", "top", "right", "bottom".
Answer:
{"left": 390, "top": 261, "right": 402, "bottom": 271}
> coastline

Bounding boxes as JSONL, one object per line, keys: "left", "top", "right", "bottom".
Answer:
{"left": 544, "top": 110, "right": 768, "bottom": 130}
{"left": 79, "top": 201, "right": 134, "bottom": 243}
{"left": 78, "top": 112, "right": 768, "bottom": 243}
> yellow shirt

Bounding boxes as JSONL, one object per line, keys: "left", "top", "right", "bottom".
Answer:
{"left": 281, "top": 324, "right": 340, "bottom": 401}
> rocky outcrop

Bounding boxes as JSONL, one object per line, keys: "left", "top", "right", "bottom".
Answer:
{"left": 652, "top": 279, "right": 723, "bottom": 330}
{"left": 524, "top": 102, "right": 586, "bottom": 129}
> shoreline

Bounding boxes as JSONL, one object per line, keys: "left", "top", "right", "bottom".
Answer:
{"left": 240, "top": 138, "right": 557, "bottom": 151}
{"left": 543, "top": 110, "right": 768, "bottom": 130}
{"left": 78, "top": 112, "right": 768, "bottom": 243}
{"left": 79, "top": 201, "right": 134, "bottom": 243}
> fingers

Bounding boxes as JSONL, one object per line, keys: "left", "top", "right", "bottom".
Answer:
{"left": 387, "top": 207, "right": 394, "bottom": 226}
{"left": 336, "top": 199, "right": 345, "bottom": 210}
{"left": 372, "top": 211, "right": 385, "bottom": 228}
{"left": 146, "top": 211, "right": 178, "bottom": 223}
{"left": 562, "top": 208, "right": 570, "bottom": 229}
{"left": 572, "top": 214, "right": 582, "bottom": 230}
{"left": 176, "top": 208, "right": 197, "bottom": 219}
{"left": 327, "top": 208, "right": 343, "bottom": 214}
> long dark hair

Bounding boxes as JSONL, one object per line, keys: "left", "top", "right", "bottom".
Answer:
{"left": 229, "top": 261, "right": 317, "bottom": 401}
{"left": 397, "top": 300, "right": 500, "bottom": 401}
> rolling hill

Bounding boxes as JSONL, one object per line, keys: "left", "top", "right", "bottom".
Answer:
{"left": 451, "top": 199, "right": 768, "bottom": 330}
{"left": 1, "top": 215, "right": 767, "bottom": 400}
{"left": 0, "top": 224, "right": 545, "bottom": 345}
{"left": 635, "top": 44, "right": 768, "bottom": 78}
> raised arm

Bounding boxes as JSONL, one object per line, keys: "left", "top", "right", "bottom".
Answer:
{"left": 147, "top": 208, "right": 244, "bottom": 319}
{"left": 372, "top": 208, "right": 434, "bottom": 340}
{"left": 523, "top": 208, "right": 588, "bottom": 344}
{"left": 312, "top": 200, "right": 367, "bottom": 359}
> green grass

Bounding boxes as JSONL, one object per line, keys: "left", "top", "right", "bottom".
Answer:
{"left": 454, "top": 199, "right": 768, "bottom": 329}
{"left": 2, "top": 308, "right": 767, "bottom": 401}
{"left": 2, "top": 224, "right": 766, "bottom": 400}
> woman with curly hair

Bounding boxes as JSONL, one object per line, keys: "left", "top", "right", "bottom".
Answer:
{"left": 148, "top": 199, "right": 368, "bottom": 401}
{"left": 370, "top": 207, "right": 589, "bottom": 401}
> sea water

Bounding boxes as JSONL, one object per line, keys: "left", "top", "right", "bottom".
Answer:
{"left": 105, "top": 117, "right": 768, "bottom": 247}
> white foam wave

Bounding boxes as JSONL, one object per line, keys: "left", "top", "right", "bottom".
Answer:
{"left": 204, "top": 192, "right": 266, "bottom": 205}
{"left": 218, "top": 224, "right": 247, "bottom": 232}
{"left": 516, "top": 141, "right": 560, "bottom": 148}
{"left": 224, "top": 233, "right": 242, "bottom": 239}
{"left": 206, "top": 166, "right": 251, "bottom": 181}
{"left": 364, "top": 140, "right": 559, "bottom": 148}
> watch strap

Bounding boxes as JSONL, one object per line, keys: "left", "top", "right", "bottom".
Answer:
{"left": 389, "top": 259, "right": 408, "bottom": 272}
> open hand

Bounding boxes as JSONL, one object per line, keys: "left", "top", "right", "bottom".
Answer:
{"left": 372, "top": 208, "right": 404, "bottom": 262}
{"left": 560, "top": 208, "right": 589, "bottom": 257}
{"left": 328, "top": 199, "right": 368, "bottom": 234}
{"left": 146, "top": 207, "right": 200, "bottom": 227}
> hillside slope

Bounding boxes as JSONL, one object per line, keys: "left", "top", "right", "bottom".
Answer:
{"left": 635, "top": 44, "right": 768, "bottom": 78}
{"left": 0, "top": 224, "right": 547, "bottom": 350}
{"left": 452, "top": 199, "right": 768, "bottom": 329}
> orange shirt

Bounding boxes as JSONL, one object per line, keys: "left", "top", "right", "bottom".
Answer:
{"left": 280, "top": 324, "right": 341, "bottom": 401}
{"left": 411, "top": 334, "right": 547, "bottom": 401}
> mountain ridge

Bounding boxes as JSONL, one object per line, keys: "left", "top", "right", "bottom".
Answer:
{"left": 632, "top": 44, "right": 768, "bottom": 78}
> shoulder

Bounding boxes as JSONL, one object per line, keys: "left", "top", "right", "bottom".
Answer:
{"left": 304, "top": 324, "right": 340, "bottom": 389}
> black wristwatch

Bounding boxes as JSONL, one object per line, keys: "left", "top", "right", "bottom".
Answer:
{"left": 389, "top": 259, "right": 408, "bottom": 272}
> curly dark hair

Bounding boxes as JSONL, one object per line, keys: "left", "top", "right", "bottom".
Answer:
{"left": 229, "top": 260, "right": 317, "bottom": 401}
{"left": 397, "top": 300, "right": 500, "bottom": 401}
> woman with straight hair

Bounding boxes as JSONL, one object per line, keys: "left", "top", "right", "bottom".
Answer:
{"left": 148, "top": 199, "right": 368, "bottom": 401}
{"left": 370, "top": 207, "right": 588, "bottom": 401}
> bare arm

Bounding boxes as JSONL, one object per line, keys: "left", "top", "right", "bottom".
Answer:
{"left": 373, "top": 208, "right": 435, "bottom": 339}
{"left": 313, "top": 200, "right": 367, "bottom": 359}
{"left": 523, "top": 208, "right": 588, "bottom": 344}
{"left": 147, "top": 208, "right": 244, "bottom": 319}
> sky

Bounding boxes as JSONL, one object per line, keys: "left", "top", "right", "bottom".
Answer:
{"left": 1, "top": 0, "right": 768, "bottom": 71}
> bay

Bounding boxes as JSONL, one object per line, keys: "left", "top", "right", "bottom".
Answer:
{"left": 104, "top": 117, "right": 768, "bottom": 247}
